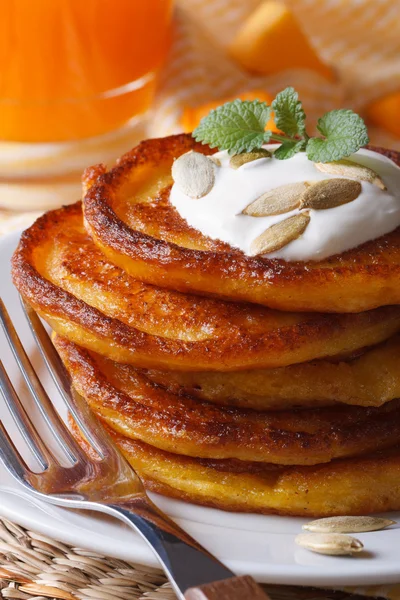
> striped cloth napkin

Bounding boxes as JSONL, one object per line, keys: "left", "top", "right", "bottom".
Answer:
{"left": 152, "top": 0, "right": 400, "bottom": 148}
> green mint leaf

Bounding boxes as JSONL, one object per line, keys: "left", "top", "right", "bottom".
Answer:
{"left": 263, "top": 130, "right": 272, "bottom": 143}
{"left": 272, "top": 87, "right": 306, "bottom": 137}
{"left": 274, "top": 139, "right": 307, "bottom": 160}
{"left": 193, "top": 99, "right": 271, "bottom": 155}
{"left": 306, "top": 109, "right": 369, "bottom": 163}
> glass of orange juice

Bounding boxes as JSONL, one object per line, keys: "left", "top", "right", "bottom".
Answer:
{"left": 0, "top": 0, "right": 173, "bottom": 210}
{"left": 0, "top": 0, "right": 173, "bottom": 142}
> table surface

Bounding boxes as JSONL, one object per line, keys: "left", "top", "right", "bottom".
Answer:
{"left": 0, "top": 517, "right": 369, "bottom": 600}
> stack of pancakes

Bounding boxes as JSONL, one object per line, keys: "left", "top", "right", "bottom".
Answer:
{"left": 12, "top": 134, "right": 400, "bottom": 517}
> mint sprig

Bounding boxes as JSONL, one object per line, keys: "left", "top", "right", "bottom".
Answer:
{"left": 272, "top": 87, "right": 306, "bottom": 138}
{"left": 192, "top": 87, "right": 369, "bottom": 163}
{"left": 193, "top": 99, "right": 272, "bottom": 155}
{"left": 306, "top": 110, "right": 369, "bottom": 162}
{"left": 271, "top": 87, "right": 308, "bottom": 159}
{"left": 274, "top": 139, "right": 307, "bottom": 160}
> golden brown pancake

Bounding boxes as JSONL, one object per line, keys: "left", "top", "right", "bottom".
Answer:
{"left": 82, "top": 134, "right": 400, "bottom": 313}
{"left": 143, "top": 335, "right": 400, "bottom": 410}
{"left": 70, "top": 417, "right": 400, "bottom": 517}
{"left": 54, "top": 335, "right": 400, "bottom": 466}
{"left": 12, "top": 203, "right": 400, "bottom": 371}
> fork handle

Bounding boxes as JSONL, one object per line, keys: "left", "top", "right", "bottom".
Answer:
{"left": 107, "top": 500, "right": 269, "bottom": 600}
{"left": 185, "top": 575, "right": 269, "bottom": 599}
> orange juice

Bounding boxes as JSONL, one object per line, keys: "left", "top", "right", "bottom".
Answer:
{"left": 0, "top": 0, "right": 173, "bottom": 142}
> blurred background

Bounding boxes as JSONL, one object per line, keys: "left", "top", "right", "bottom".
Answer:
{"left": 1, "top": 0, "right": 399, "bottom": 229}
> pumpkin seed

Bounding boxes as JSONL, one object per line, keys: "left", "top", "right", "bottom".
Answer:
{"left": 300, "top": 178, "right": 361, "bottom": 210}
{"left": 315, "top": 159, "right": 386, "bottom": 190}
{"left": 295, "top": 533, "right": 363, "bottom": 556}
{"left": 230, "top": 148, "right": 271, "bottom": 169}
{"left": 303, "top": 516, "right": 396, "bottom": 534}
{"left": 172, "top": 151, "right": 215, "bottom": 198}
{"left": 243, "top": 182, "right": 308, "bottom": 217}
{"left": 250, "top": 212, "right": 310, "bottom": 255}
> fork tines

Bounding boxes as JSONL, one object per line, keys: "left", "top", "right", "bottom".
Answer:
{"left": 0, "top": 297, "right": 112, "bottom": 477}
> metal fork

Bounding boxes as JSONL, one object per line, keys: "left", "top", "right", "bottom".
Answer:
{"left": 0, "top": 297, "right": 268, "bottom": 600}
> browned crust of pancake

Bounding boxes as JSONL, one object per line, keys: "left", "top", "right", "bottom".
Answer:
{"left": 69, "top": 417, "right": 400, "bottom": 517}
{"left": 142, "top": 334, "right": 400, "bottom": 410}
{"left": 12, "top": 202, "right": 400, "bottom": 371}
{"left": 82, "top": 135, "right": 400, "bottom": 313}
{"left": 55, "top": 334, "right": 400, "bottom": 466}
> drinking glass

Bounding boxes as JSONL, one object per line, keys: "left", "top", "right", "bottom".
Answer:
{"left": 0, "top": 0, "right": 173, "bottom": 142}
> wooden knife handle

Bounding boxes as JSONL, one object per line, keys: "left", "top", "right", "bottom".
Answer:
{"left": 184, "top": 575, "right": 270, "bottom": 599}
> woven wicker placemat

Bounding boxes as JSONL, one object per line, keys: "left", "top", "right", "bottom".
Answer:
{"left": 0, "top": 518, "right": 374, "bottom": 600}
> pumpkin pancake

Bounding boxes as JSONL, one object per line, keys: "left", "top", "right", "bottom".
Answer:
{"left": 12, "top": 203, "right": 400, "bottom": 371}
{"left": 54, "top": 335, "right": 400, "bottom": 466}
{"left": 82, "top": 134, "right": 400, "bottom": 313}
{"left": 143, "top": 335, "right": 400, "bottom": 410}
{"left": 70, "top": 417, "right": 400, "bottom": 517}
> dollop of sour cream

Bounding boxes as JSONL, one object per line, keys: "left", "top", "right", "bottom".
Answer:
{"left": 169, "top": 146, "right": 400, "bottom": 261}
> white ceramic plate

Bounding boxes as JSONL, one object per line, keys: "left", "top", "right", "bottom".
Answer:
{"left": 1, "top": 230, "right": 400, "bottom": 587}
